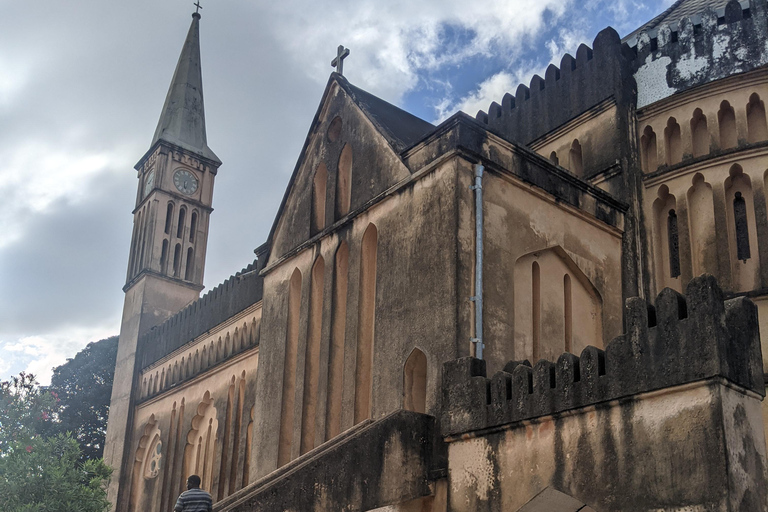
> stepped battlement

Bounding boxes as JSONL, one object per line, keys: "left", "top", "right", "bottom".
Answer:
{"left": 475, "top": 27, "right": 635, "bottom": 148}
{"left": 139, "top": 258, "right": 264, "bottom": 369}
{"left": 441, "top": 274, "right": 764, "bottom": 437}
{"left": 473, "top": 0, "right": 768, "bottom": 146}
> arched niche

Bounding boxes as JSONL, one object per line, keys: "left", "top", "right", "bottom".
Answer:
{"left": 691, "top": 108, "right": 709, "bottom": 158}
{"left": 569, "top": 139, "right": 583, "bottom": 176}
{"left": 686, "top": 173, "right": 717, "bottom": 277}
{"left": 311, "top": 163, "right": 328, "bottom": 235}
{"left": 747, "top": 93, "right": 768, "bottom": 143}
{"left": 130, "top": 415, "right": 162, "bottom": 511}
{"left": 326, "top": 241, "right": 349, "bottom": 441}
{"left": 403, "top": 348, "right": 427, "bottom": 414}
{"left": 726, "top": 165, "right": 760, "bottom": 291}
{"left": 184, "top": 392, "right": 218, "bottom": 493}
{"left": 641, "top": 126, "right": 658, "bottom": 172}
{"left": 665, "top": 117, "right": 682, "bottom": 165}
{"left": 336, "top": 144, "right": 352, "bottom": 219}
{"left": 278, "top": 268, "right": 302, "bottom": 467}
{"left": 355, "top": 224, "right": 378, "bottom": 424}
{"left": 652, "top": 185, "right": 682, "bottom": 292}
{"left": 718, "top": 100, "right": 737, "bottom": 149}
{"left": 513, "top": 246, "right": 602, "bottom": 363}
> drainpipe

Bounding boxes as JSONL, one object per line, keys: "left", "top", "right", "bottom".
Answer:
{"left": 470, "top": 164, "right": 485, "bottom": 360}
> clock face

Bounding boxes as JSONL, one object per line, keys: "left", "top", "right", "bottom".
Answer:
{"left": 173, "top": 169, "right": 199, "bottom": 195}
{"left": 143, "top": 170, "right": 155, "bottom": 198}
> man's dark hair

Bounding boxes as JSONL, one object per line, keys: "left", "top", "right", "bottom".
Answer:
{"left": 187, "top": 475, "right": 202, "bottom": 489}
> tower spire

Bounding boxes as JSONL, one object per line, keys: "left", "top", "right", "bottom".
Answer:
{"left": 152, "top": 12, "right": 220, "bottom": 164}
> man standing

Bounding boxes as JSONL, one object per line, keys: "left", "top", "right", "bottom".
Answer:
{"left": 174, "top": 475, "right": 213, "bottom": 512}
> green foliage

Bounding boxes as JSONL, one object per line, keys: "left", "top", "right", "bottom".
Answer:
{"left": 49, "top": 336, "right": 118, "bottom": 461}
{"left": 0, "top": 434, "right": 112, "bottom": 512}
{"left": 0, "top": 373, "right": 112, "bottom": 512}
{"left": 0, "top": 372, "right": 58, "bottom": 455}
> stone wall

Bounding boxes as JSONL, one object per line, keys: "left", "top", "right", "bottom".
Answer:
{"left": 441, "top": 274, "right": 767, "bottom": 511}
{"left": 442, "top": 274, "right": 763, "bottom": 436}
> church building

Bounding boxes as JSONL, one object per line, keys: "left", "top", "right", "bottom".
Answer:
{"left": 103, "top": 1, "right": 768, "bottom": 510}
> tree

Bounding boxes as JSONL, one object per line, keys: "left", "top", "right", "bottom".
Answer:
{"left": 49, "top": 335, "right": 118, "bottom": 461}
{"left": 0, "top": 373, "right": 112, "bottom": 512}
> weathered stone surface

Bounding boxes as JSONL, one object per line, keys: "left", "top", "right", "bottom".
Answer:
{"left": 215, "top": 411, "right": 438, "bottom": 512}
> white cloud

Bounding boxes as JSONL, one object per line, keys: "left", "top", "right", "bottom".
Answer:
{"left": 265, "top": 0, "right": 573, "bottom": 103}
{"left": 2, "top": 324, "right": 117, "bottom": 385}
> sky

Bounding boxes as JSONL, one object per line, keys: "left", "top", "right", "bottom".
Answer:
{"left": 0, "top": 0, "right": 675, "bottom": 385}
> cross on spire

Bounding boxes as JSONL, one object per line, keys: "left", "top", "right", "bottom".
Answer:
{"left": 331, "top": 45, "right": 350, "bottom": 76}
{"left": 194, "top": 1, "right": 202, "bottom": 14}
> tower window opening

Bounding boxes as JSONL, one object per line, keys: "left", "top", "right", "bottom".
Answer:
{"left": 160, "top": 239, "right": 169, "bottom": 274}
{"left": 190, "top": 212, "right": 198, "bottom": 243}
{"left": 177, "top": 207, "right": 186, "bottom": 239}
{"left": 165, "top": 203, "right": 174, "bottom": 234}
{"left": 173, "top": 244, "right": 182, "bottom": 277}
{"left": 185, "top": 248, "right": 194, "bottom": 280}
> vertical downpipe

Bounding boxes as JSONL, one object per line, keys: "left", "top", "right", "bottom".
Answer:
{"left": 471, "top": 164, "right": 485, "bottom": 359}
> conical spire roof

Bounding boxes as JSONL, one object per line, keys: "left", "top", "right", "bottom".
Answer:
{"left": 152, "top": 12, "right": 220, "bottom": 164}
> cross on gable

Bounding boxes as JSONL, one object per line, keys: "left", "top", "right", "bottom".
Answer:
{"left": 331, "top": 45, "right": 350, "bottom": 76}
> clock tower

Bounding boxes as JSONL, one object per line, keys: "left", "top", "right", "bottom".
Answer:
{"left": 103, "top": 11, "right": 221, "bottom": 512}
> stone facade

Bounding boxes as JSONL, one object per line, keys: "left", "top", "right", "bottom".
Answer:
{"left": 104, "top": 1, "right": 768, "bottom": 511}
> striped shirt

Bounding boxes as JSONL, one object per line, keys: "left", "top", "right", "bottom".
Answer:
{"left": 174, "top": 488, "right": 213, "bottom": 512}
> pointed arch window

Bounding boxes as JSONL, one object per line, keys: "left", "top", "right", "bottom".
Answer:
{"left": 734, "top": 192, "right": 751, "bottom": 262}
{"left": 549, "top": 151, "right": 559, "bottom": 165}
{"left": 667, "top": 209, "right": 681, "bottom": 278}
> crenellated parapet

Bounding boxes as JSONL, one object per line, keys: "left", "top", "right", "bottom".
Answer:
{"left": 139, "top": 258, "right": 264, "bottom": 369}
{"left": 632, "top": 0, "right": 768, "bottom": 108}
{"left": 441, "top": 274, "right": 764, "bottom": 437}
{"left": 475, "top": 27, "right": 635, "bottom": 148}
